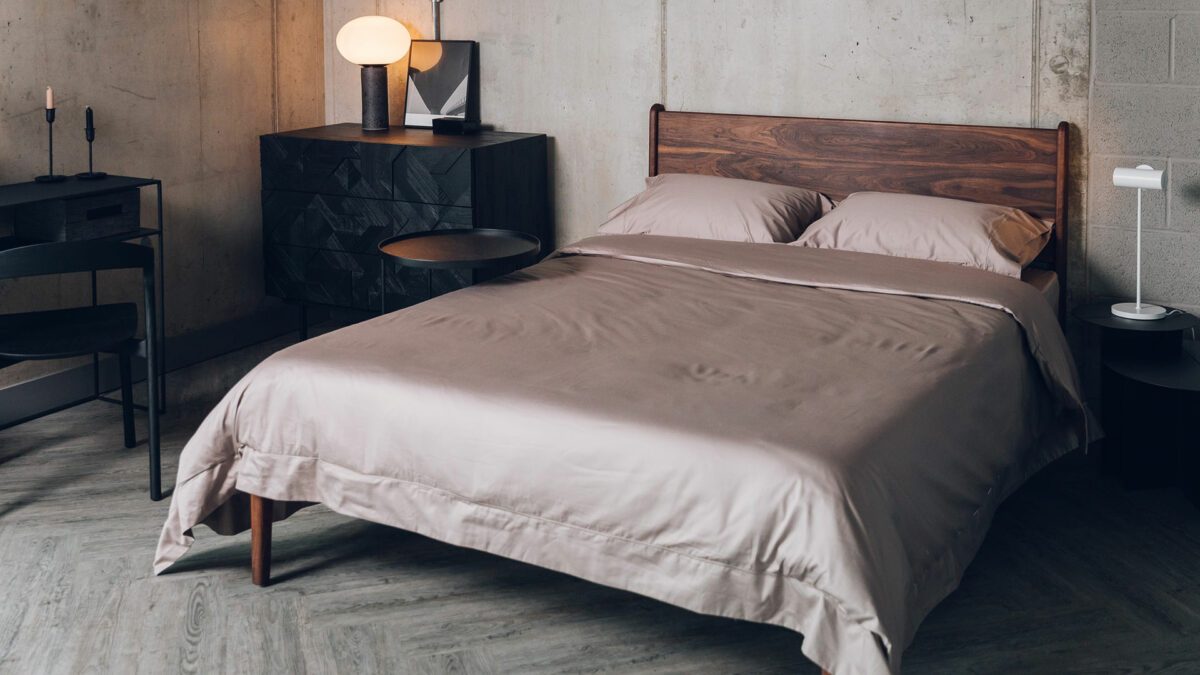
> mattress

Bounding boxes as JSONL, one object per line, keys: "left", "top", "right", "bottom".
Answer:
{"left": 156, "top": 235, "right": 1087, "bottom": 675}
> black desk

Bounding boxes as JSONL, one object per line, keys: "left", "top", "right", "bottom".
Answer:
{"left": 0, "top": 175, "right": 166, "bottom": 417}
{"left": 1075, "top": 302, "right": 1200, "bottom": 505}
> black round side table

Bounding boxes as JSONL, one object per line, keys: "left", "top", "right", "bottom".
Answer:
{"left": 377, "top": 228, "right": 541, "bottom": 310}
{"left": 1074, "top": 301, "right": 1200, "bottom": 505}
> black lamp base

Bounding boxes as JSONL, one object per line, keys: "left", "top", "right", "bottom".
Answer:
{"left": 34, "top": 174, "right": 68, "bottom": 183}
{"left": 360, "top": 65, "right": 389, "bottom": 132}
{"left": 75, "top": 171, "right": 108, "bottom": 180}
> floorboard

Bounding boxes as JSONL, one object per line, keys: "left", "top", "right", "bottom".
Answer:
{"left": 1, "top": 330, "right": 1198, "bottom": 674}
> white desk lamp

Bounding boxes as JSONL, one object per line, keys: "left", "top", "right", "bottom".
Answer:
{"left": 1111, "top": 164, "right": 1167, "bottom": 320}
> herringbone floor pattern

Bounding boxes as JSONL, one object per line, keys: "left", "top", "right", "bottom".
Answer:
{"left": 1, "top": 332, "right": 1197, "bottom": 674}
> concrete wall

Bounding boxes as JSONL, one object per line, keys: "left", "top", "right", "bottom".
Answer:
{"left": 322, "top": 0, "right": 1091, "bottom": 300}
{"left": 1089, "top": 1, "right": 1200, "bottom": 313}
{"left": 0, "top": 0, "right": 324, "bottom": 387}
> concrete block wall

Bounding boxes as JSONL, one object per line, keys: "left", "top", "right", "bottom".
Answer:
{"left": 1090, "top": 1, "right": 1200, "bottom": 312}
{"left": 324, "top": 0, "right": 1090, "bottom": 301}
{"left": 0, "top": 0, "right": 324, "bottom": 388}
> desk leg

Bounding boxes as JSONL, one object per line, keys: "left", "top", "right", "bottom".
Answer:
{"left": 156, "top": 183, "right": 167, "bottom": 413}
{"left": 91, "top": 269, "right": 100, "bottom": 398}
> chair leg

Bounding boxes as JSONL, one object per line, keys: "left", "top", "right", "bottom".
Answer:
{"left": 119, "top": 351, "right": 136, "bottom": 448}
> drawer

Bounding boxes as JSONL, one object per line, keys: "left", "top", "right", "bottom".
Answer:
{"left": 263, "top": 191, "right": 472, "bottom": 254}
{"left": 375, "top": 259, "right": 470, "bottom": 311}
{"left": 261, "top": 136, "right": 398, "bottom": 200}
{"left": 392, "top": 146, "right": 472, "bottom": 207}
{"left": 14, "top": 189, "right": 141, "bottom": 241}
{"left": 265, "top": 244, "right": 382, "bottom": 311}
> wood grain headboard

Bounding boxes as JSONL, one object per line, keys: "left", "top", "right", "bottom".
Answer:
{"left": 647, "top": 104, "right": 1070, "bottom": 321}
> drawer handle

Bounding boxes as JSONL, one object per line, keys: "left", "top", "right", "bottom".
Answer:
{"left": 86, "top": 204, "right": 123, "bottom": 220}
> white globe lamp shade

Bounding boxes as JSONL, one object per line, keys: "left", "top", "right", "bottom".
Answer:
{"left": 336, "top": 16, "right": 411, "bottom": 66}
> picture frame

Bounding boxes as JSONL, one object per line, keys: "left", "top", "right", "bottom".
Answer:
{"left": 404, "top": 40, "right": 479, "bottom": 128}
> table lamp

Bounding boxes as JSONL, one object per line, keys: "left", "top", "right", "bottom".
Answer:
{"left": 336, "top": 16, "right": 412, "bottom": 131}
{"left": 1111, "top": 164, "right": 1167, "bottom": 320}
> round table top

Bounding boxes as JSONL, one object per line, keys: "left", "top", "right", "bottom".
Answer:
{"left": 378, "top": 228, "right": 541, "bottom": 270}
{"left": 1073, "top": 301, "right": 1200, "bottom": 333}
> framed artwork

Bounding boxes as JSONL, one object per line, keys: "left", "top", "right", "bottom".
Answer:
{"left": 404, "top": 40, "right": 479, "bottom": 128}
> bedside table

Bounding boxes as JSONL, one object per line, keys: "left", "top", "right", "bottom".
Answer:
{"left": 377, "top": 228, "right": 541, "bottom": 310}
{"left": 1075, "top": 302, "right": 1200, "bottom": 505}
{"left": 259, "top": 124, "right": 549, "bottom": 337}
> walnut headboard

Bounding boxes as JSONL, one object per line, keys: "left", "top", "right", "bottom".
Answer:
{"left": 647, "top": 104, "right": 1070, "bottom": 321}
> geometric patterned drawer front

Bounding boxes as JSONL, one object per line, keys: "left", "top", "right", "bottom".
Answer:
{"left": 261, "top": 136, "right": 398, "bottom": 200}
{"left": 375, "top": 260, "right": 470, "bottom": 312}
{"left": 265, "top": 244, "right": 380, "bottom": 311}
{"left": 263, "top": 191, "right": 472, "bottom": 254}
{"left": 392, "top": 146, "right": 471, "bottom": 207}
{"left": 264, "top": 244, "right": 470, "bottom": 312}
{"left": 261, "top": 125, "right": 548, "bottom": 316}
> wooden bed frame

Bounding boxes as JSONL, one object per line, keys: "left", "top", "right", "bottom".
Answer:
{"left": 247, "top": 105, "right": 1071, "bottom": 675}
{"left": 648, "top": 104, "right": 1070, "bottom": 322}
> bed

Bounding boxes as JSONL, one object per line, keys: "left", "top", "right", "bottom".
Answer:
{"left": 156, "top": 106, "right": 1086, "bottom": 675}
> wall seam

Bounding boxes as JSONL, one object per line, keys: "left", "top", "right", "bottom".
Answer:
{"left": 1169, "top": 15, "right": 1177, "bottom": 81}
{"left": 660, "top": 0, "right": 668, "bottom": 106}
{"left": 271, "top": 0, "right": 280, "bottom": 133}
{"left": 1086, "top": 0, "right": 1097, "bottom": 302}
{"left": 1031, "top": 0, "right": 1041, "bottom": 127}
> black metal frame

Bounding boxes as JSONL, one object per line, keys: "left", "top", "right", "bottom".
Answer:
{"left": 0, "top": 240, "right": 161, "bottom": 499}
{"left": 0, "top": 177, "right": 166, "bottom": 438}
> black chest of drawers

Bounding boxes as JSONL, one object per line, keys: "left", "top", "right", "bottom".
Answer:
{"left": 260, "top": 123, "right": 548, "bottom": 313}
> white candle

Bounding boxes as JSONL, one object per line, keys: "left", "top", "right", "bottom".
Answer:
{"left": 45, "top": 86, "right": 54, "bottom": 109}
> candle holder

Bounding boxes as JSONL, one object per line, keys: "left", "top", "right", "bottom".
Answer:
{"left": 75, "top": 119, "right": 107, "bottom": 181}
{"left": 34, "top": 108, "right": 67, "bottom": 183}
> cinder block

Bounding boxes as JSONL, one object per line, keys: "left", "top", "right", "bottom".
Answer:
{"left": 1096, "top": 0, "right": 1200, "bottom": 10}
{"left": 1173, "top": 14, "right": 1200, "bottom": 84}
{"left": 1095, "top": 12, "right": 1172, "bottom": 83}
{"left": 1168, "top": 159, "right": 1200, "bottom": 232}
{"left": 1089, "top": 83, "right": 1200, "bottom": 157}
{"left": 1088, "top": 226, "right": 1200, "bottom": 306}
{"left": 1089, "top": 154, "right": 1168, "bottom": 231}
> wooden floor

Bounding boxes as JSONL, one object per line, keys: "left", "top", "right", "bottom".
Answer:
{"left": 1, "top": 332, "right": 1199, "bottom": 674}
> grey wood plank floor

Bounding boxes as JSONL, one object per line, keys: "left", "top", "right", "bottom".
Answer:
{"left": 2, "top": 331, "right": 1198, "bottom": 674}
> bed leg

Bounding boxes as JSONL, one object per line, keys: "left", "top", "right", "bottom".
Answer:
{"left": 822, "top": 670, "right": 832, "bottom": 675}
{"left": 250, "top": 493, "right": 273, "bottom": 587}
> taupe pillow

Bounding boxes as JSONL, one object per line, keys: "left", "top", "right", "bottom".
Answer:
{"left": 792, "top": 192, "right": 1052, "bottom": 278}
{"left": 599, "top": 174, "right": 832, "bottom": 244}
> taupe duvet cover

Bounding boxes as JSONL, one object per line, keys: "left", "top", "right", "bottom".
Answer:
{"left": 155, "top": 235, "right": 1086, "bottom": 675}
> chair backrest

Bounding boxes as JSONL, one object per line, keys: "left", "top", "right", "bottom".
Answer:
{"left": 0, "top": 241, "right": 153, "bottom": 280}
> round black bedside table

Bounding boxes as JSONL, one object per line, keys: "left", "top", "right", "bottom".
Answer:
{"left": 1074, "top": 301, "right": 1200, "bottom": 506}
{"left": 377, "top": 228, "right": 541, "bottom": 310}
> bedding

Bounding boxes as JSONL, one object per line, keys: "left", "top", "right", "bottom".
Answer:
{"left": 598, "top": 173, "right": 831, "bottom": 243}
{"left": 156, "top": 234, "right": 1086, "bottom": 675}
{"left": 793, "top": 191, "right": 1052, "bottom": 278}
{"left": 1022, "top": 267, "right": 1060, "bottom": 311}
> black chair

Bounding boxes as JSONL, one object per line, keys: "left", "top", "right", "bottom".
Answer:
{"left": 0, "top": 241, "right": 161, "bottom": 500}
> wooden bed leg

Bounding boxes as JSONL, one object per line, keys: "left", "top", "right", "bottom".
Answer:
{"left": 250, "top": 494, "right": 273, "bottom": 587}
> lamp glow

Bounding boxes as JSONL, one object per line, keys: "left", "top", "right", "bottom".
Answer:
{"left": 336, "top": 16, "right": 411, "bottom": 131}
{"left": 1111, "top": 164, "right": 1168, "bottom": 321}
{"left": 336, "top": 16, "right": 411, "bottom": 65}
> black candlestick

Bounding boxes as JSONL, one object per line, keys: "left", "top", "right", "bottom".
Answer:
{"left": 35, "top": 108, "right": 67, "bottom": 183}
{"left": 76, "top": 106, "right": 106, "bottom": 180}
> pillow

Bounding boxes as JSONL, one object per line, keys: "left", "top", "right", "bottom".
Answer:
{"left": 792, "top": 191, "right": 1052, "bottom": 278}
{"left": 598, "top": 173, "right": 832, "bottom": 244}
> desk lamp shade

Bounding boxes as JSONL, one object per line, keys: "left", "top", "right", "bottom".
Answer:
{"left": 336, "top": 16, "right": 412, "bottom": 131}
{"left": 1111, "top": 164, "right": 1167, "bottom": 320}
